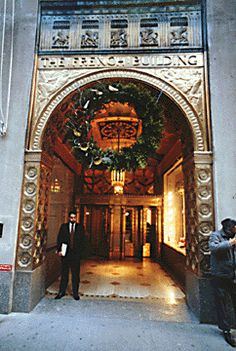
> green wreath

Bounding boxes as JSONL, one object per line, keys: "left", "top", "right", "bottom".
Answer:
{"left": 65, "top": 82, "right": 163, "bottom": 171}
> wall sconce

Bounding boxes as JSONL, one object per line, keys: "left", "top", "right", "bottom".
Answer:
{"left": 50, "top": 178, "right": 61, "bottom": 193}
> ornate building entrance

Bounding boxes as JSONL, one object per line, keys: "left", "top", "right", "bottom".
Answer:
{"left": 12, "top": 0, "right": 215, "bottom": 322}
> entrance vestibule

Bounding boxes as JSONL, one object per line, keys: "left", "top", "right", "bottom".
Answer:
{"left": 15, "top": 70, "right": 214, "bottom": 324}
{"left": 41, "top": 78, "right": 191, "bottom": 295}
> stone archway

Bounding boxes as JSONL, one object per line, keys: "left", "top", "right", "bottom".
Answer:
{"left": 14, "top": 69, "right": 214, "bottom": 321}
{"left": 30, "top": 69, "right": 205, "bottom": 152}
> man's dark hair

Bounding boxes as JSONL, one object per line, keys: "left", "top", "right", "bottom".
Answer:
{"left": 69, "top": 210, "right": 76, "bottom": 216}
{"left": 221, "top": 218, "right": 236, "bottom": 230}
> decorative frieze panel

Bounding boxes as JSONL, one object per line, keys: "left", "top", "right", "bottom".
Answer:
{"left": 39, "top": 10, "right": 202, "bottom": 52}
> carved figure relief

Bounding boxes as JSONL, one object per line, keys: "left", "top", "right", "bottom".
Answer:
{"left": 52, "top": 30, "right": 69, "bottom": 48}
{"left": 140, "top": 29, "right": 159, "bottom": 46}
{"left": 35, "top": 69, "right": 91, "bottom": 123}
{"left": 170, "top": 27, "right": 189, "bottom": 46}
{"left": 158, "top": 69, "right": 203, "bottom": 121}
{"left": 39, "top": 8, "right": 201, "bottom": 51}
{"left": 110, "top": 30, "right": 128, "bottom": 47}
{"left": 81, "top": 31, "right": 99, "bottom": 47}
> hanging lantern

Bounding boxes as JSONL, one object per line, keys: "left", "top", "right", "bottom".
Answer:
{"left": 111, "top": 169, "right": 125, "bottom": 195}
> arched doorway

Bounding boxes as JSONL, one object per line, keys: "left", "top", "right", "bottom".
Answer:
{"left": 14, "top": 70, "right": 214, "bottom": 322}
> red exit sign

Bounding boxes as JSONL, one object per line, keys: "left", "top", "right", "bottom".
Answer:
{"left": 0, "top": 264, "right": 12, "bottom": 272}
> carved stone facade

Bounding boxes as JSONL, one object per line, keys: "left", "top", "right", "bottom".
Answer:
{"left": 39, "top": 8, "right": 202, "bottom": 52}
{"left": 17, "top": 2, "right": 213, "bottom": 282}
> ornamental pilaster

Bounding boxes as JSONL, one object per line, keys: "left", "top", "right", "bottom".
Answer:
{"left": 16, "top": 151, "right": 42, "bottom": 270}
{"left": 184, "top": 152, "right": 214, "bottom": 276}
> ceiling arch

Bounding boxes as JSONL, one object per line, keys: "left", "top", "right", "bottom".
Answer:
{"left": 30, "top": 69, "right": 205, "bottom": 152}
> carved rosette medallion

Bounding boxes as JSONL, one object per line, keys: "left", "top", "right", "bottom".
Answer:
{"left": 184, "top": 153, "right": 214, "bottom": 276}
{"left": 195, "top": 155, "right": 214, "bottom": 275}
{"left": 16, "top": 152, "right": 53, "bottom": 270}
{"left": 16, "top": 155, "right": 41, "bottom": 269}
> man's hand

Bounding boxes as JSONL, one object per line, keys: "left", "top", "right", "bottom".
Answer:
{"left": 56, "top": 251, "right": 63, "bottom": 256}
{"left": 229, "top": 237, "right": 236, "bottom": 246}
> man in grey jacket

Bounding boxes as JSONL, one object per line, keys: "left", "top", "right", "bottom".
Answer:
{"left": 209, "top": 218, "right": 236, "bottom": 347}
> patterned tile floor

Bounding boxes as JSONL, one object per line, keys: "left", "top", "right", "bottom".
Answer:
{"left": 47, "top": 258, "right": 185, "bottom": 301}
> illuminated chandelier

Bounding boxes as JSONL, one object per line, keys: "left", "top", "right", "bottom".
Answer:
{"left": 111, "top": 169, "right": 125, "bottom": 195}
{"left": 108, "top": 119, "right": 130, "bottom": 195}
{"left": 91, "top": 111, "right": 141, "bottom": 195}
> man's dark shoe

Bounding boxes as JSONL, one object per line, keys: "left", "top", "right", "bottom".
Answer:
{"left": 223, "top": 331, "right": 236, "bottom": 347}
{"left": 73, "top": 295, "right": 80, "bottom": 300}
{"left": 55, "top": 292, "right": 65, "bottom": 300}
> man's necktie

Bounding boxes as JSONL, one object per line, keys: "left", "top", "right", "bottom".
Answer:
{"left": 70, "top": 224, "right": 75, "bottom": 250}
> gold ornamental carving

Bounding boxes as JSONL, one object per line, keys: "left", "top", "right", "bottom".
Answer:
{"left": 16, "top": 152, "right": 53, "bottom": 270}
{"left": 35, "top": 69, "right": 92, "bottom": 129}
{"left": 183, "top": 152, "right": 214, "bottom": 275}
{"left": 30, "top": 68, "right": 205, "bottom": 153}
{"left": 16, "top": 156, "right": 41, "bottom": 269}
{"left": 157, "top": 68, "right": 204, "bottom": 122}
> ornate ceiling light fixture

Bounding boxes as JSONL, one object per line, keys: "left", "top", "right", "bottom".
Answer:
{"left": 64, "top": 82, "right": 164, "bottom": 194}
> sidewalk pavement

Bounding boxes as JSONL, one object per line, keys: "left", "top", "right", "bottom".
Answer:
{"left": 0, "top": 295, "right": 232, "bottom": 351}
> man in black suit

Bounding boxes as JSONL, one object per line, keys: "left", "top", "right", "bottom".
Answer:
{"left": 55, "top": 210, "right": 85, "bottom": 300}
